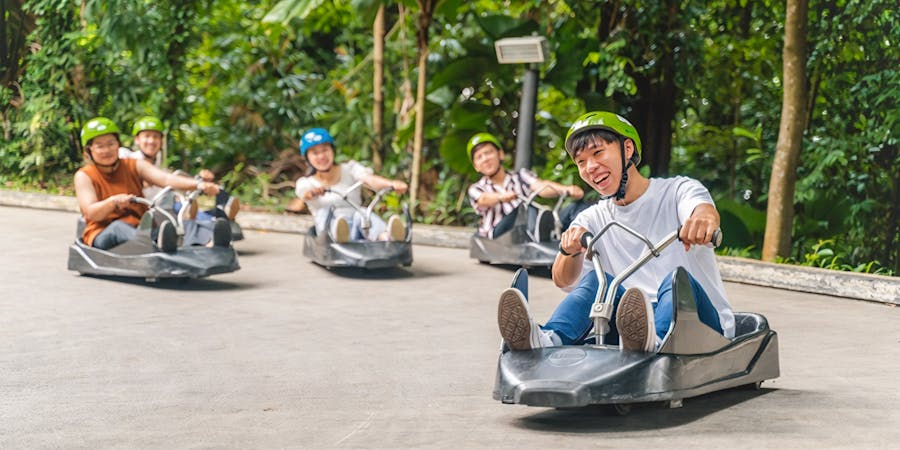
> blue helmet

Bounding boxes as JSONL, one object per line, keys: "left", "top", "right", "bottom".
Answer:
{"left": 299, "top": 128, "right": 334, "bottom": 156}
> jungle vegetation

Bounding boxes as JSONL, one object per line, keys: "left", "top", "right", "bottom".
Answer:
{"left": 1, "top": 0, "right": 897, "bottom": 274}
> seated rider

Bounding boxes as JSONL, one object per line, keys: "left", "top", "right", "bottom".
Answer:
{"left": 76, "top": 117, "right": 230, "bottom": 252}
{"left": 466, "top": 132, "right": 586, "bottom": 240}
{"left": 497, "top": 111, "right": 736, "bottom": 352}
{"left": 294, "top": 127, "right": 408, "bottom": 243}
{"left": 119, "top": 115, "right": 240, "bottom": 221}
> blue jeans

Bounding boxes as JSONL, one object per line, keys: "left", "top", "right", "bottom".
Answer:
{"left": 92, "top": 220, "right": 138, "bottom": 250}
{"left": 542, "top": 270, "right": 724, "bottom": 345}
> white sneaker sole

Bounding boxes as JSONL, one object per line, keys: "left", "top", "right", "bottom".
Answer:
{"left": 498, "top": 288, "right": 539, "bottom": 351}
{"left": 388, "top": 215, "right": 406, "bottom": 241}
{"left": 333, "top": 217, "right": 350, "bottom": 243}
{"left": 616, "top": 288, "right": 656, "bottom": 352}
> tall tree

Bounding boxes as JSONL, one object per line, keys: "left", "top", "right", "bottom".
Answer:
{"left": 409, "top": 0, "right": 435, "bottom": 212}
{"left": 371, "top": 3, "right": 385, "bottom": 171}
{"left": 762, "top": 0, "right": 809, "bottom": 261}
{"left": 1, "top": 0, "right": 35, "bottom": 138}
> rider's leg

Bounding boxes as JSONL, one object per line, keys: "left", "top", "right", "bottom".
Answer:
{"left": 653, "top": 271, "right": 724, "bottom": 341}
{"left": 542, "top": 271, "right": 627, "bottom": 345}
{"left": 91, "top": 220, "right": 137, "bottom": 250}
{"left": 489, "top": 208, "right": 519, "bottom": 239}
{"left": 350, "top": 211, "right": 388, "bottom": 241}
{"left": 182, "top": 219, "right": 213, "bottom": 246}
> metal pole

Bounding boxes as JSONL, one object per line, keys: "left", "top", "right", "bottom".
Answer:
{"left": 514, "top": 65, "right": 539, "bottom": 171}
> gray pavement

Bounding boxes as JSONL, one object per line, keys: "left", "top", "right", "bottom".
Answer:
{"left": 1, "top": 205, "right": 899, "bottom": 449}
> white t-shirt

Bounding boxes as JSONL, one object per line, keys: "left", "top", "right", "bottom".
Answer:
{"left": 570, "top": 176, "right": 735, "bottom": 338}
{"left": 294, "top": 161, "right": 374, "bottom": 215}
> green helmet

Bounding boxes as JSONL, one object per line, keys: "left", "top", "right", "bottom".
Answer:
{"left": 466, "top": 132, "right": 502, "bottom": 160}
{"left": 564, "top": 111, "right": 642, "bottom": 164}
{"left": 80, "top": 117, "right": 121, "bottom": 147}
{"left": 132, "top": 116, "right": 165, "bottom": 136}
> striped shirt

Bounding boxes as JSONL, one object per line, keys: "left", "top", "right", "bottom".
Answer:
{"left": 468, "top": 168, "right": 539, "bottom": 238}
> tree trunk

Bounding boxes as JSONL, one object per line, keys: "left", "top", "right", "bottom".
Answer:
{"left": 629, "top": 0, "right": 677, "bottom": 177}
{"left": 409, "top": 0, "right": 433, "bottom": 213}
{"left": 371, "top": 4, "right": 385, "bottom": 172}
{"left": 762, "top": 0, "right": 808, "bottom": 261}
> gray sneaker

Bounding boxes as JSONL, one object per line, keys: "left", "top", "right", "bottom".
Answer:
{"left": 156, "top": 220, "right": 177, "bottom": 253}
{"left": 498, "top": 288, "right": 543, "bottom": 351}
{"left": 616, "top": 288, "right": 656, "bottom": 352}
{"left": 212, "top": 218, "right": 232, "bottom": 247}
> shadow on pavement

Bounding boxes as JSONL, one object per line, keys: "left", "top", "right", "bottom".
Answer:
{"left": 513, "top": 388, "right": 775, "bottom": 433}
{"left": 478, "top": 262, "right": 553, "bottom": 279}
{"left": 78, "top": 274, "right": 257, "bottom": 291}
{"left": 324, "top": 265, "right": 445, "bottom": 280}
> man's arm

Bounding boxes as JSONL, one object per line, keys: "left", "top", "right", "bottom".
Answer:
{"left": 361, "top": 173, "right": 408, "bottom": 194}
{"left": 136, "top": 160, "right": 219, "bottom": 196}
{"left": 531, "top": 179, "right": 584, "bottom": 200}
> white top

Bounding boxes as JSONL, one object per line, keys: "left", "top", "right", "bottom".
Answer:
{"left": 294, "top": 161, "right": 373, "bottom": 214}
{"left": 569, "top": 176, "right": 735, "bottom": 338}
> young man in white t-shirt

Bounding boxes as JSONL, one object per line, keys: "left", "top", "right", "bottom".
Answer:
{"left": 497, "top": 111, "right": 735, "bottom": 352}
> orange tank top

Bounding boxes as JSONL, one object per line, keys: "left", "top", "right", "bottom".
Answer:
{"left": 78, "top": 158, "right": 149, "bottom": 246}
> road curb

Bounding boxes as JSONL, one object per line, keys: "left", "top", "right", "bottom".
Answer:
{"left": 2, "top": 188, "right": 896, "bottom": 305}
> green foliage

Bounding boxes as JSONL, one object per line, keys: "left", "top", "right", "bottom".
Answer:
{"left": 2, "top": 0, "right": 896, "bottom": 274}
{"left": 778, "top": 239, "right": 894, "bottom": 276}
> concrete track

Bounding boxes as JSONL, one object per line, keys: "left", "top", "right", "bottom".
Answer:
{"left": 1, "top": 206, "right": 898, "bottom": 448}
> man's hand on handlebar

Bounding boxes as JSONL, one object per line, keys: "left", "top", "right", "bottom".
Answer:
{"left": 559, "top": 226, "right": 589, "bottom": 257}
{"left": 679, "top": 204, "right": 720, "bottom": 251}
{"left": 111, "top": 193, "right": 134, "bottom": 210}
{"left": 197, "top": 180, "right": 220, "bottom": 196}
{"left": 566, "top": 185, "right": 584, "bottom": 200}
{"left": 391, "top": 180, "right": 408, "bottom": 194}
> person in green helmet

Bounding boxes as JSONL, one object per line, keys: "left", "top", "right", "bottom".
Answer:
{"left": 120, "top": 115, "right": 240, "bottom": 222}
{"left": 466, "top": 132, "right": 585, "bottom": 240}
{"left": 75, "top": 117, "right": 231, "bottom": 252}
{"left": 496, "top": 111, "right": 735, "bottom": 353}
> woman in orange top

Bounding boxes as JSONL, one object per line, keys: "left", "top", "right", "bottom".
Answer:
{"left": 74, "top": 117, "right": 226, "bottom": 251}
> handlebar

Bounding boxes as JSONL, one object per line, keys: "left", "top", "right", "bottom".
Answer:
{"left": 322, "top": 182, "right": 401, "bottom": 234}
{"left": 579, "top": 224, "right": 722, "bottom": 346}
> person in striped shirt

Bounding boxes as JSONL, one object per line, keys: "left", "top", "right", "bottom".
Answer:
{"left": 466, "top": 132, "right": 585, "bottom": 239}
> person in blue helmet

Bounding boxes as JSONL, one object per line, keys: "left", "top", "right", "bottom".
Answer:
{"left": 294, "top": 127, "right": 408, "bottom": 243}
{"left": 496, "top": 111, "right": 735, "bottom": 353}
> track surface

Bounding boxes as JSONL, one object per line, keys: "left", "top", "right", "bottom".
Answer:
{"left": 2, "top": 206, "right": 898, "bottom": 448}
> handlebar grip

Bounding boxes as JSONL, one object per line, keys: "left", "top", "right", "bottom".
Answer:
{"left": 580, "top": 232, "right": 594, "bottom": 249}
{"left": 676, "top": 226, "right": 723, "bottom": 248}
{"left": 711, "top": 229, "right": 723, "bottom": 248}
